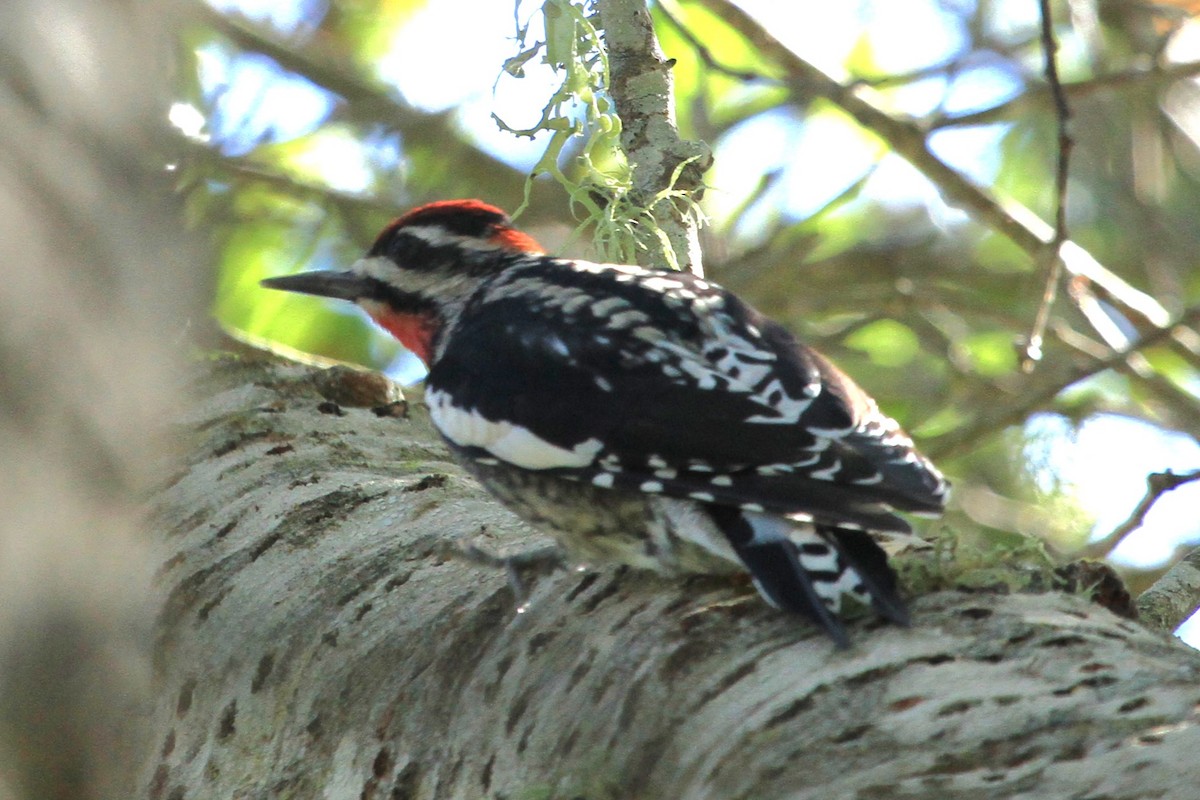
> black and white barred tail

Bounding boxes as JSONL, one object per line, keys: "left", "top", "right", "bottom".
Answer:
{"left": 707, "top": 506, "right": 907, "bottom": 647}
{"left": 458, "top": 450, "right": 905, "bottom": 646}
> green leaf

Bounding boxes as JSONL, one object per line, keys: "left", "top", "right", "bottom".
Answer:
{"left": 960, "top": 331, "right": 1019, "bottom": 377}
{"left": 248, "top": 125, "right": 372, "bottom": 193}
{"left": 843, "top": 319, "right": 920, "bottom": 367}
{"left": 973, "top": 230, "right": 1032, "bottom": 274}
{"left": 329, "top": 0, "right": 431, "bottom": 64}
{"left": 214, "top": 221, "right": 387, "bottom": 367}
{"left": 911, "top": 404, "right": 967, "bottom": 439}
{"left": 1142, "top": 346, "right": 1200, "bottom": 396}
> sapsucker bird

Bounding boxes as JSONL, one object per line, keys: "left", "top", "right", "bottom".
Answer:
{"left": 262, "top": 199, "right": 948, "bottom": 646}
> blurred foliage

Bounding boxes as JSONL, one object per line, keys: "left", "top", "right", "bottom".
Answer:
{"left": 180, "top": 0, "right": 1200, "bottom": 585}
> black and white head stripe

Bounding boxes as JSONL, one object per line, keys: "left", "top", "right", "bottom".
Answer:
{"left": 384, "top": 225, "right": 510, "bottom": 253}
{"left": 369, "top": 199, "right": 510, "bottom": 256}
{"left": 366, "top": 200, "right": 544, "bottom": 273}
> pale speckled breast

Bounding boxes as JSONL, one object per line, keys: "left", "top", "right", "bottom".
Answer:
{"left": 451, "top": 447, "right": 739, "bottom": 577}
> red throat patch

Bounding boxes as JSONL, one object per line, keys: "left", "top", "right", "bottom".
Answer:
{"left": 371, "top": 309, "right": 439, "bottom": 366}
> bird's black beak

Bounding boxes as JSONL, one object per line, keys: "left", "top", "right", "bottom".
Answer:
{"left": 260, "top": 271, "right": 369, "bottom": 302}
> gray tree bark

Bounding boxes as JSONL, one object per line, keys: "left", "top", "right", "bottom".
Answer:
{"left": 142, "top": 353, "right": 1200, "bottom": 800}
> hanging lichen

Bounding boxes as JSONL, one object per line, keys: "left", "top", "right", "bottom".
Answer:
{"left": 497, "top": 0, "right": 702, "bottom": 269}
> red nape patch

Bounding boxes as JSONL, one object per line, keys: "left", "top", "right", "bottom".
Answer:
{"left": 371, "top": 309, "right": 439, "bottom": 365}
{"left": 490, "top": 227, "right": 545, "bottom": 254}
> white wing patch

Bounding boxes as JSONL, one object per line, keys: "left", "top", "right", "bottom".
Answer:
{"left": 427, "top": 388, "right": 602, "bottom": 469}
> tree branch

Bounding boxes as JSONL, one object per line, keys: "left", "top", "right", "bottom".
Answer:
{"left": 931, "top": 58, "right": 1200, "bottom": 130}
{"left": 598, "top": 0, "right": 711, "bottom": 273}
{"left": 926, "top": 304, "right": 1200, "bottom": 460}
{"left": 179, "top": 136, "right": 401, "bottom": 217}
{"left": 198, "top": 5, "right": 397, "bottom": 113}
{"left": 1138, "top": 543, "right": 1200, "bottom": 633}
{"left": 143, "top": 354, "right": 1200, "bottom": 798}
{"left": 1, "top": 1, "right": 204, "bottom": 795}
{"left": 693, "top": 0, "right": 1171, "bottom": 334}
{"left": 1086, "top": 469, "right": 1200, "bottom": 561}
{"left": 655, "top": 0, "right": 765, "bottom": 82}
{"left": 197, "top": 6, "right": 562, "bottom": 216}
{"left": 1021, "top": 0, "right": 1073, "bottom": 369}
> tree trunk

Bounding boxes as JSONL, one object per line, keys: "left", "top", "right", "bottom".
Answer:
{"left": 0, "top": 1, "right": 201, "bottom": 798}
{"left": 143, "top": 353, "right": 1200, "bottom": 800}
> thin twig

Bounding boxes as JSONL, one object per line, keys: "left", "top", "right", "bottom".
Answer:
{"left": 655, "top": 0, "right": 768, "bottom": 82}
{"left": 198, "top": 6, "right": 546, "bottom": 209}
{"left": 1022, "top": 0, "right": 1073, "bottom": 370}
{"left": 178, "top": 136, "right": 401, "bottom": 217}
{"left": 1137, "top": 544, "right": 1200, "bottom": 633}
{"left": 925, "top": 305, "right": 1200, "bottom": 460}
{"left": 199, "top": 5, "right": 395, "bottom": 111}
{"left": 854, "top": 55, "right": 969, "bottom": 90}
{"left": 931, "top": 58, "right": 1200, "bottom": 130}
{"left": 1085, "top": 470, "right": 1200, "bottom": 560}
{"left": 693, "top": 0, "right": 1190, "bottom": 460}
{"left": 693, "top": 0, "right": 1171, "bottom": 335}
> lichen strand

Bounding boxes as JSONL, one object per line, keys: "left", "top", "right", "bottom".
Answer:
{"left": 598, "top": 0, "right": 710, "bottom": 272}
{"left": 497, "top": 0, "right": 708, "bottom": 272}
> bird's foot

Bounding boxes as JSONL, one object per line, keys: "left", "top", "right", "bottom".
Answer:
{"left": 445, "top": 541, "right": 566, "bottom": 612}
